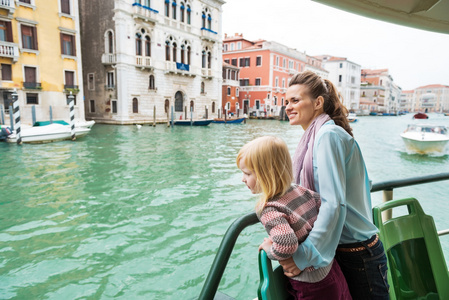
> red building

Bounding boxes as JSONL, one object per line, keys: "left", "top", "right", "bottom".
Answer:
{"left": 222, "top": 62, "right": 240, "bottom": 115}
{"left": 222, "top": 33, "right": 308, "bottom": 117}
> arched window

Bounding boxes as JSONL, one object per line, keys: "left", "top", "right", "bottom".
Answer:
{"left": 190, "top": 100, "right": 194, "bottom": 112}
{"left": 227, "top": 87, "right": 231, "bottom": 96}
{"left": 165, "top": 41, "right": 170, "bottom": 61}
{"left": 212, "top": 101, "right": 215, "bottom": 113}
{"left": 201, "top": 12, "right": 206, "bottom": 28}
{"left": 149, "top": 75, "right": 155, "bottom": 90}
{"left": 172, "top": 0, "right": 176, "bottom": 19}
{"left": 202, "top": 50, "right": 206, "bottom": 68}
{"left": 201, "top": 82, "right": 205, "bottom": 94}
{"left": 175, "top": 91, "right": 183, "bottom": 112}
{"left": 164, "top": 0, "right": 169, "bottom": 17}
{"left": 180, "top": 44, "right": 185, "bottom": 64}
{"left": 207, "top": 52, "right": 211, "bottom": 69}
{"left": 207, "top": 14, "right": 211, "bottom": 29}
{"left": 236, "top": 88, "right": 239, "bottom": 97}
{"left": 187, "top": 46, "right": 191, "bottom": 65}
{"left": 165, "top": 99, "right": 170, "bottom": 113}
{"left": 186, "top": 5, "right": 191, "bottom": 24}
{"left": 107, "top": 31, "right": 114, "bottom": 53}
{"left": 133, "top": 98, "right": 139, "bottom": 113}
{"left": 136, "top": 33, "right": 142, "bottom": 55}
{"left": 145, "top": 36, "right": 151, "bottom": 56}
{"left": 144, "top": 0, "right": 150, "bottom": 6}
{"left": 172, "top": 42, "right": 177, "bottom": 62}
{"left": 180, "top": 2, "right": 185, "bottom": 22}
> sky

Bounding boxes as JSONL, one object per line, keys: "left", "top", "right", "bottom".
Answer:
{"left": 221, "top": 0, "right": 449, "bottom": 91}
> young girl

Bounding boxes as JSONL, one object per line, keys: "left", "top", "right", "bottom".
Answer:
{"left": 236, "top": 136, "right": 351, "bottom": 300}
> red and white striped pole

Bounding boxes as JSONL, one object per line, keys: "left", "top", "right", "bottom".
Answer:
{"left": 12, "top": 89, "right": 21, "bottom": 145}
{"left": 68, "top": 91, "right": 76, "bottom": 141}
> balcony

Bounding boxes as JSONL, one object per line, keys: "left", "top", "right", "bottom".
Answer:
{"left": 200, "top": 28, "right": 218, "bottom": 42}
{"left": 240, "top": 85, "right": 271, "bottom": 92}
{"left": 0, "top": 0, "right": 15, "bottom": 16}
{"left": 288, "top": 68, "right": 296, "bottom": 75}
{"left": 64, "top": 85, "right": 79, "bottom": 94}
{"left": 136, "top": 56, "right": 152, "bottom": 69}
{"left": 105, "top": 84, "right": 115, "bottom": 90}
{"left": 102, "top": 53, "right": 116, "bottom": 65}
{"left": 132, "top": 3, "right": 158, "bottom": 23}
{"left": 0, "top": 41, "right": 19, "bottom": 62}
{"left": 201, "top": 68, "right": 212, "bottom": 78}
{"left": 165, "top": 61, "right": 195, "bottom": 76}
{"left": 23, "top": 82, "right": 42, "bottom": 90}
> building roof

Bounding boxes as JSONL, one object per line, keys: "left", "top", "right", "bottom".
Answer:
{"left": 415, "top": 84, "right": 449, "bottom": 89}
{"left": 361, "top": 68, "right": 389, "bottom": 75}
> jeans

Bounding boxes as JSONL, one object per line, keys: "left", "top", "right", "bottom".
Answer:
{"left": 336, "top": 237, "right": 390, "bottom": 300}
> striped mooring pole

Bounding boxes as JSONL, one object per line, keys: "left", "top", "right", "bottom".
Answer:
{"left": 68, "top": 92, "right": 76, "bottom": 140}
{"left": 12, "top": 89, "right": 21, "bottom": 145}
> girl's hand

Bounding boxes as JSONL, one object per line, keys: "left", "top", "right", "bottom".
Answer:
{"left": 258, "top": 237, "right": 273, "bottom": 253}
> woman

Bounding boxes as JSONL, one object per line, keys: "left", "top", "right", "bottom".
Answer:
{"left": 279, "top": 71, "right": 389, "bottom": 299}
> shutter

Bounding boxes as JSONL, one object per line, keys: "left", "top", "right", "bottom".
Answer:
{"left": 65, "top": 71, "right": 74, "bottom": 86}
{"left": 32, "top": 27, "right": 38, "bottom": 50}
{"left": 71, "top": 35, "right": 76, "bottom": 56}
{"left": 60, "top": 33, "right": 64, "bottom": 54}
{"left": 24, "top": 67, "right": 36, "bottom": 83}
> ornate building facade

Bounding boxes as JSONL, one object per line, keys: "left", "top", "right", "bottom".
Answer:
{"left": 79, "top": 0, "right": 224, "bottom": 124}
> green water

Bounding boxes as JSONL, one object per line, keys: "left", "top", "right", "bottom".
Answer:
{"left": 1, "top": 115, "right": 449, "bottom": 299}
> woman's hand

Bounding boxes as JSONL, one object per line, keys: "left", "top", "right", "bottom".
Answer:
{"left": 258, "top": 237, "right": 273, "bottom": 253}
{"left": 279, "top": 257, "right": 302, "bottom": 277}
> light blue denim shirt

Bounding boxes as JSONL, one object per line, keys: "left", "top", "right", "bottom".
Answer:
{"left": 292, "top": 120, "right": 378, "bottom": 270}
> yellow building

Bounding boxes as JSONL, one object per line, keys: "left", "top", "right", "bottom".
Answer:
{"left": 0, "top": 0, "right": 84, "bottom": 126}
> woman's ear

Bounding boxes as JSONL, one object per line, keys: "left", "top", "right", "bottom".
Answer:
{"left": 315, "top": 96, "right": 324, "bottom": 110}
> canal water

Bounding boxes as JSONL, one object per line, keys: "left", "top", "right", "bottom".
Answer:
{"left": 1, "top": 114, "right": 449, "bottom": 299}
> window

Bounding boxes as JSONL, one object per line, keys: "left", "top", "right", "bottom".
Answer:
{"left": 227, "top": 87, "right": 231, "bottom": 96}
{"left": 149, "top": 75, "right": 155, "bottom": 90}
{"left": 136, "top": 33, "right": 142, "bottom": 55}
{"left": 186, "top": 5, "right": 191, "bottom": 24}
{"left": 212, "top": 101, "right": 215, "bottom": 113}
{"left": 223, "top": 44, "right": 228, "bottom": 52}
{"left": 165, "top": 0, "right": 169, "bottom": 17}
{"left": 65, "top": 70, "right": 75, "bottom": 88}
{"left": 276, "top": 56, "right": 279, "bottom": 66}
{"left": 24, "top": 66, "right": 37, "bottom": 88}
{"left": 283, "top": 58, "right": 286, "bottom": 68}
{"left": 180, "top": 45, "right": 185, "bottom": 64}
{"left": 201, "top": 81, "right": 205, "bottom": 94}
{"left": 256, "top": 56, "right": 261, "bottom": 66}
{"left": 338, "top": 75, "right": 342, "bottom": 82}
{"left": 224, "top": 59, "right": 229, "bottom": 64}
{"left": 187, "top": 45, "right": 191, "bottom": 65}
{"left": 21, "top": 25, "right": 38, "bottom": 50}
{"left": 231, "top": 59, "right": 237, "bottom": 66}
{"left": 61, "top": 33, "right": 75, "bottom": 56}
{"left": 132, "top": 98, "right": 138, "bottom": 113}
{"left": 237, "top": 42, "right": 241, "bottom": 50}
{"left": 180, "top": 2, "right": 185, "bottom": 22}
{"left": 164, "top": 99, "right": 169, "bottom": 113}
{"left": 244, "top": 58, "right": 250, "bottom": 67}
{"left": 0, "top": 21, "right": 13, "bottom": 42}
{"left": 90, "top": 99, "right": 95, "bottom": 113}
{"left": 145, "top": 36, "right": 151, "bottom": 56}
{"left": 339, "top": 63, "right": 343, "bottom": 68}
{"left": 107, "top": 31, "right": 114, "bottom": 53}
{"left": 172, "top": 0, "right": 176, "bottom": 19}
{"left": 282, "top": 78, "right": 285, "bottom": 88}
{"left": 112, "top": 100, "right": 117, "bottom": 113}
{"left": 165, "top": 41, "right": 170, "bottom": 61}
{"left": 207, "top": 14, "right": 211, "bottom": 30}
{"left": 239, "top": 58, "right": 244, "bottom": 67}
{"left": 1, "top": 64, "right": 12, "bottom": 81}
{"left": 239, "top": 79, "right": 249, "bottom": 86}
{"left": 61, "top": 0, "right": 70, "bottom": 14}
{"left": 26, "top": 93, "right": 38, "bottom": 104}
{"left": 236, "top": 88, "right": 239, "bottom": 97}
{"left": 275, "top": 77, "right": 278, "bottom": 87}
{"left": 19, "top": 0, "right": 31, "bottom": 3}
{"left": 88, "top": 73, "right": 94, "bottom": 91}
{"left": 255, "top": 78, "right": 261, "bottom": 86}
{"left": 172, "top": 43, "right": 177, "bottom": 62}
{"left": 230, "top": 43, "right": 234, "bottom": 51}
{"left": 190, "top": 100, "right": 194, "bottom": 112}
{"left": 107, "top": 71, "right": 114, "bottom": 88}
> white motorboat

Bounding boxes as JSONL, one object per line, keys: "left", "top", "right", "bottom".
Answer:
{"left": 6, "top": 123, "right": 90, "bottom": 143}
{"left": 348, "top": 113, "right": 358, "bottom": 123}
{"left": 400, "top": 124, "right": 449, "bottom": 154}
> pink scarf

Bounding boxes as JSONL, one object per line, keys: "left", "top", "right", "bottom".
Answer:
{"left": 292, "top": 113, "right": 331, "bottom": 190}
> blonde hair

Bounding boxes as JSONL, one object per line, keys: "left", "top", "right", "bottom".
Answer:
{"left": 236, "top": 136, "right": 293, "bottom": 211}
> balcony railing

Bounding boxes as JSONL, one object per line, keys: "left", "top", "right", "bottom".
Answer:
{"left": 201, "top": 68, "right": 212, "bottom": 77}
{"left": 239, "top": 85, "right": 271, "bottom": 92}
{"left": 101, "top": 53, "right": 116, "bottom": 65}
{"left": 200, "top": 28, "right": 218, "bottom": 41}
{"left": 132, "top": 3, "right": 158, "bottom": 23}
{"left": 0, "top": 41, "right": 19, "bottom": 61}
{"left": 0, "top": 0, "right": 15, "bottom": 14}
{"left": 165, "top": 61, "right": 195, "bottom": 76}
{"left": 105, "top": 84, "right": 115, "bottom": 90}
{"left": 136, "top": 56, "right": 152, "bottom": 68}
{"left": 222, "top": 79, "right": 239, "bottom": 86}
{"left": 23, "top": 82, "right": 42, "bottom": 89}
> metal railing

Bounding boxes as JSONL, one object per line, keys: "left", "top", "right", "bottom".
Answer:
{"left": 198, "top": 172, "right": 449, "bottom": 299}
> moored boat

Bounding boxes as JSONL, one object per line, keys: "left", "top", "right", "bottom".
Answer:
{"left": 413, "top": 112, "right": 429, "bottom": 119}
{"left": 347, "top": 113, "right": 358, "bottom": 123}
{"left": 6, "top": 123, "right": 91, "bottom": 143}
{"left": 400, "top": 124, "right": 449, "bottom": 154}
{"left": 212, "top": 117, "right": 246, "bottom": 124}
{"left": 173, "top": 119, "right": 213, "bottom": 126}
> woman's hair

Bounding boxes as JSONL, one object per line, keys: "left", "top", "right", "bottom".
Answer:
{"left": 236, "top": 136, "right": 293, "bottom": 210}
{"left": 289, "top": 70, "right": 353, "bottom": 137}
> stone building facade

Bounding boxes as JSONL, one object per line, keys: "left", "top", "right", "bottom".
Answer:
{"left": 79, "top": 0, "right": 224, "bottom": 124}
